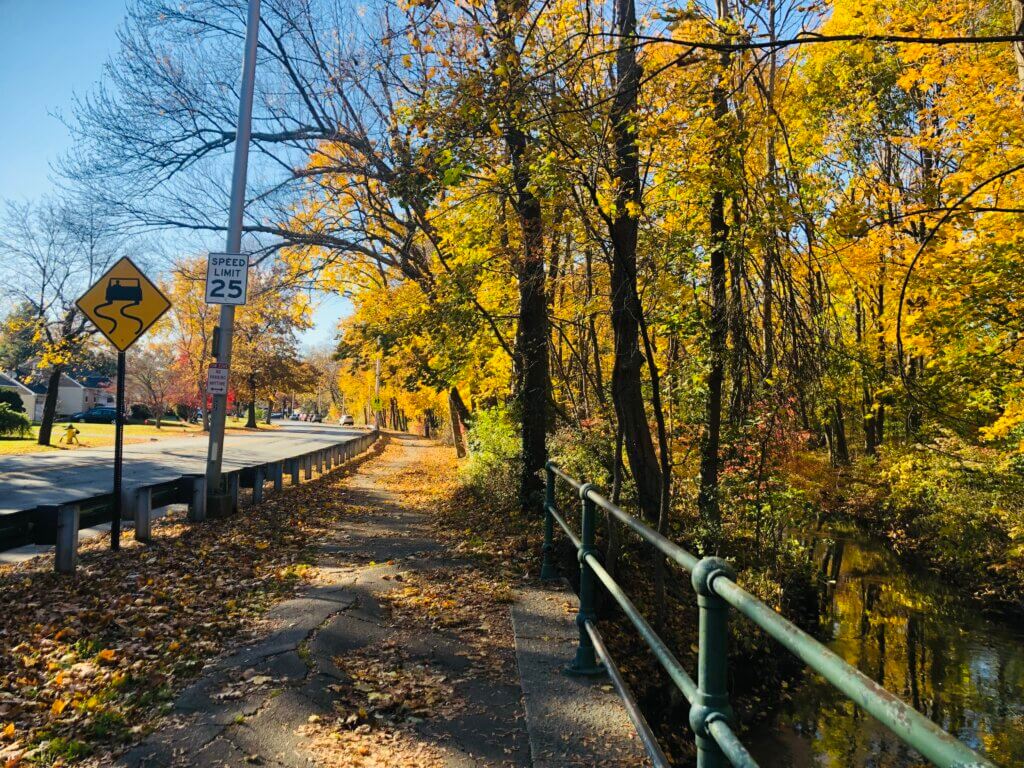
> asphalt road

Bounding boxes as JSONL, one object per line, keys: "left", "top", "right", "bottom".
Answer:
{"left": 0, "top": 420, "right": 368, "bottom": 516}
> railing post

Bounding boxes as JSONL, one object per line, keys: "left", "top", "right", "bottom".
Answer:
{"left": 133, "top": 486, "right": 153, "bottom": 543}
{"left": 253, "top": 464, "right": 265, "bottom": 503}
{"left": 187, "top": 474, "right": 207, "bottom": 522}
{"left": 228, "top": 472, "right": 240, "bottom": 513}
{"left": 54, "top": 504, "right": 80, "bottom": 574}
{"left": 272, "top": 461, "right": 283, "bottom": 492}
{"left": 541, "top": 463, "right": 557, "bottom": 580}
{"left": 303, "top": 454, "right": 312, "bottom": 480}
{"left": 566, "top": 483, "right": 603, "bottom": 676}
{"left": 690, "top": 557, "right": 736, "bottom": 768}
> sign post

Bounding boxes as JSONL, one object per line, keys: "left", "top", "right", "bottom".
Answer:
{"left": 75, "top": 257, "right": 171, "bottom": 550}
{"left": 204, "top": 0, "right": 261, "bottom": 518}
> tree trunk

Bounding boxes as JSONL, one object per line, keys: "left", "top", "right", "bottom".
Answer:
{"left": 606, "top": 0, "right": 662, "bottom": 524}
{"left": 449, "top": 386, "right": 471, "bottom": 458}
{"left": 698, "top": 2, "right": 733, "bottom": 549}
{"left": 201, "top": 384, "right": 210, "bottom": 431}
{"left": 829, "top": 400, "right": 850, "bottom": 466}
{"left": 498, "top": 0, "right": 549, "bottom": 516}
{"left": 1011, "top": 0, "right": 1024, "bottom": 89}
{"left": 37, "top": 365, "right": 63, "bottom": 446}
{"left": 265, "top": 399, "right": 273, "bottom": 424}
{"left": 246, "top": 390, "right": 257, "bottom": 429}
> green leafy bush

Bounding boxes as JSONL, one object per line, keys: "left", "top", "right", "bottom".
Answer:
{"left": 0, "top": 403, "right": 32, "bottom": 437}
{"left": 462, "top": 405, "right": 520, "bottom": 508}
{"left": 0, "top": 389, "right": 25, "bottom": 412}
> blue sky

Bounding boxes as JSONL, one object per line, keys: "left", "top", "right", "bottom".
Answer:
{"left": 0, "top": 0, "right": 347, "bottom": 347}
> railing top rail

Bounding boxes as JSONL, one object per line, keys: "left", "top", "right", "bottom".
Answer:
{"left": 545, "top": 462, "right": 999, "bottom": 768}
{"left": 547, "top": 461, "right": 583, "bottom": 491}
{"left": 585, "top": 485, "right": 701, "bottom": 574}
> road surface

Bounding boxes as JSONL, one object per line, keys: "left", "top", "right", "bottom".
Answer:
{"left": 0, "top": 421, "right": 368, "bottom": 516}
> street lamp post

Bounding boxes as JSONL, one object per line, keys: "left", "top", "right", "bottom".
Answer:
{"left": 204, "top": 0, "right": 261, "bottom": 514}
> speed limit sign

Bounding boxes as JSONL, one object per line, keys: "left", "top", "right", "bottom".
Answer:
{"left": 205, "top": 252, "right": 250, "bottom": 305}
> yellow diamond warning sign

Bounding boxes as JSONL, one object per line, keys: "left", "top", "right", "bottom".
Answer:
{"left": 76, "top": 257, "right": 171, "bottom": 352}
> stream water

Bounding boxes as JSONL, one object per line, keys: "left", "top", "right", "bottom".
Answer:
{"left": 745, "top": 529, "right": 1024, "bottom": 767}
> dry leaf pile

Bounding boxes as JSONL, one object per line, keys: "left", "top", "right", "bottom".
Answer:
{"left": 0, "top": 455, "right": 375, "bottom": 767}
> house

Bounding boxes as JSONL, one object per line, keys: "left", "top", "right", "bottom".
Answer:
{"left": 0, "top": 370, "right": 102, "bottom": 420}
{"left": 79, "top": 374, "right": 115, "bottom": 409}
{"left": 0, "top": 372, "right": 40, "bottom": 418}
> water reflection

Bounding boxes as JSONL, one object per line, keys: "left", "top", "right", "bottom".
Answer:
{"left": 746, "top": 531, "right": 1024, "bottom": 767}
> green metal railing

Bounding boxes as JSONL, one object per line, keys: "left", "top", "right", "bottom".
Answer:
{"left": 542, "top": 461, "right": 998, "bottom": 768}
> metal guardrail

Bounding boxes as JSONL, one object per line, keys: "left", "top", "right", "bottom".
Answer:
{"left": 0, "top": 429, "right": 380, "bottom": 572}
{"left": 543, "top": 462, "right": 998, "bottom": 768}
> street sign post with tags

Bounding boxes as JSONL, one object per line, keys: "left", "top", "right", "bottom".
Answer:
{"left": 205, "top": 253, "right": 250, "bottom": 305}
{"left": 76, "top": 256, "right": 171, "bottom": 550}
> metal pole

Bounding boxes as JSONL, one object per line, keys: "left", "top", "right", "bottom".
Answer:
{"left": 567, "top": 483, "right": 603, "bottom": 676}
{"left": 541, "top": 463, "right": 557, "bottom": 579}
{"left": 205, "top": 0, "right": 260, "bottom": 510}
{"left": 112, "top": 351, "right": 126, "bottom": 551}
{"left": 691, "top": 557, "right": 735, "bottom": 768}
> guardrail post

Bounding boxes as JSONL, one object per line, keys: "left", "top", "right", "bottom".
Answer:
{"left": 187, "top": 475, "right": 207, "bottom": 522}
{"left": 541, "top": 463, "right": 557, "bottom": 580}
{"left": 253, "top": 465, "right": 265, "bottom": 503}
{"left": 228, "top": 472, "right": 240, "bottom": 513}
{"left": 133, "top": 486, "right": 153, "bottom": 543}
{"left": 567, "top": 483, "right": 603, "bottom": 676}
{"left": 303, "top": 454, "right": 312, "bottom": 480}
{"left": 690, "top": 557, "right": 736, "bottom": 768}
{"left": 316, "top": 450, "right": 323, "bottom": 474}
{"left": 54, "top": 504, "right": 80, "bottom": 574}
{"left": 272, "top": 462, "right": 283, "bottom": 492}
{"left": 289, "top": 458, "right": 300, "bottom": 486}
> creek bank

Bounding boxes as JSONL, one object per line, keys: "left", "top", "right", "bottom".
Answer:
{"left": 745, "top": 525, "right": 1024, "bottom": 767}
{"left": 823, "top": 466, "right": 1024, "bottom": 620}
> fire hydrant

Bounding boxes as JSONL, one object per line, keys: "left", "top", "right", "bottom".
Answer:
{"left": 59, "top": 424, "right": 80, "bottom": 446}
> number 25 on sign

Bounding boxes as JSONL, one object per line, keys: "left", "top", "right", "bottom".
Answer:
{"left": 205, "top": 252, "right": 250, "bottom": 305}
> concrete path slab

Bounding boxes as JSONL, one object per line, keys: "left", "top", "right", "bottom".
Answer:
{"left": 512, "top": 580, "right": 651, "bottom": 767}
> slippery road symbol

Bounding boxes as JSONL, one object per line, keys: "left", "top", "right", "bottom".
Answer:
{"left": 75, "top": 257, "right": 171, "bottom": 352}
{"left": 92, "top": 278, "right": 146, "bottom": 338}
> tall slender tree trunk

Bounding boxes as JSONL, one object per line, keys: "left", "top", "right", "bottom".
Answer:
{"left": 37, "top": 365, "right": 63, "bottom": 446}
{"left": 449, "top": 386, "right": 471, "bottom": 458}
{"left": 698, "top": 0, "right": 733, "bottom": 549}
{"left": 607, "top": 0, "right": 662, "bottom": 523}
{"left": 1011, "top": 0, "right": 1024, "bottom": 88}
{"left": 497, "top": 0, "right": 549, "bottom": 515}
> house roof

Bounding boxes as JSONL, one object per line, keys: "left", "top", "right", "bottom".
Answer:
{"left": 79, "top": 373, "right": 112, "bottom": 389}
{"left": 0, "top": 372, "right": 34, "bottom": 394}
{"left": 1, "top": 371, "right": 81, "bottom": 394}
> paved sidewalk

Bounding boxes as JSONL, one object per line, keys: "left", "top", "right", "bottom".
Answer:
{"left": 116, "top": 435, "right": 530, "bottom": 768}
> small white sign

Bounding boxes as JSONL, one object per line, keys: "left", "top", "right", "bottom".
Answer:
{"left": 205, "top": 252, "right": 249, "bottom": 305}
{"left": 207, "top": 362, "right": 230, "bottom": 395}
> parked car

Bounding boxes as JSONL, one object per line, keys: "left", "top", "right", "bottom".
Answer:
{"left": 289, "top": 412, "right": 301, "bottom": 420}
{"left": 339, "top": 414, "right": 355, "bottom": 426}
{"left": 270, "top": 412, "right": 284, "bottom": 419}
{"left": 68, "top": 407, "right": 119, "bottom": 424}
